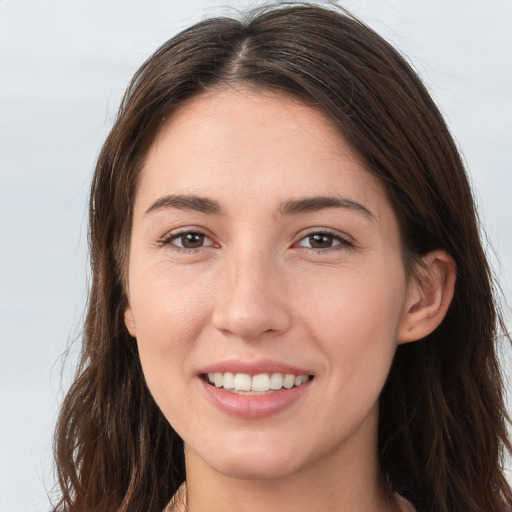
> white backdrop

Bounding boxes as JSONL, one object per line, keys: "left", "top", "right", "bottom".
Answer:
{"left": 1, "top": 1, "right": 511, "bottom": 510}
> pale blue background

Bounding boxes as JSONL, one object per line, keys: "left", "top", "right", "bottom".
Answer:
{"left": 1, "top": 1, "right": 511, "bottom": 510}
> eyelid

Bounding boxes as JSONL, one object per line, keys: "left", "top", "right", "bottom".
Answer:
{"left": 156, "top": 226, "right": 354, "bottom": 252}
{"left": 294, "top": 228, "right": 355, "bottom": 250}
{"left": 158, "top": 227, "right": 218, "bottom": 249}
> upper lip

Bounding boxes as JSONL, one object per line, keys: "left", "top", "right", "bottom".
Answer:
{"left": 199, "top": 358, "right": 313, "bottom": 376}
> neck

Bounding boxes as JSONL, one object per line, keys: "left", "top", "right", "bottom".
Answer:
{"left": 179, "top": 415, "right": 394, "bottom": 512}
{"left": 184, "top": 474, "right": 391, "bottom": 512}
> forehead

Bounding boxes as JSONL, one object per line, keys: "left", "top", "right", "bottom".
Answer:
{"left": 136, "top": 88, "right": 393, "bottom": 223}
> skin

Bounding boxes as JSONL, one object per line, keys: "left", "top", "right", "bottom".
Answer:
{"left": 124, "top": 88, "right": 455, "bottom": 512}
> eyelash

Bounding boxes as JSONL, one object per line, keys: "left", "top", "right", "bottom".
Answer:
{"left": 157, "top": 228, "right": 354, "bottom": 253}
{"left": 295, "top": 229, "right": 354, "bottom": 253}
{"left": 158, "top": 229, "right": 216, "bottom": 252}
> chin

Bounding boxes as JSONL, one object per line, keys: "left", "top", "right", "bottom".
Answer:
{"left": 209, "top": 455, "right": 303, "bottom": 481}
{"left": 186, "top": 436, "right": 310, "bottom": 482}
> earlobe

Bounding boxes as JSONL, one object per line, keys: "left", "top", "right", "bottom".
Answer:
{"left": 124, "top": 305, "right": 137, "bottom": 338}
{"left": 398, "top": 250, "right": 456, "bottom": 344}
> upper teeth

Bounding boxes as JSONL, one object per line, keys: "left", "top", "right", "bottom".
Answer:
{"left": 207, "top": 372, "right": 310, "bottom": 392}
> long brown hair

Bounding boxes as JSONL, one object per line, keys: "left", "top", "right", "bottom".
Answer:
{"left": 53, "top": 3, "right": 512, "bottom": 511}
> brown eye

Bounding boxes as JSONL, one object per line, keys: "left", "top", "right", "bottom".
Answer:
{"left": 165, "top": 231, "right": 214, "bottom": 249}
{"left": 297, "top": 230, "right": 352, "bottom": 251}
{"left": 308, "top": 234, "right": 335, "bottom": 248}
{"left": 180, "top": 233, "right": 206, "bottom": 248}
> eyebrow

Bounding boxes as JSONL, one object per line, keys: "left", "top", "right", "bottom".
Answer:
{"left": 145, "top": 194, "right": 222, "bottom": 215}
{"left": 145, "top": 193, "right": 373, "bottom": 219}
{"left": 280, "top": 196, "right": 374, "bottom": 219}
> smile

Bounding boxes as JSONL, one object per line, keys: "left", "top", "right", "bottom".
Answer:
{"left": 206, "top": 372, "right": 311, "bottom": 394}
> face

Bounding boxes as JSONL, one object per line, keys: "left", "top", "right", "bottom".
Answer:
{"left": 124, "top": 88, "right": 413, "bottom": 481}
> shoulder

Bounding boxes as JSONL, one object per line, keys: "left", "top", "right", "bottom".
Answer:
{"left": 395, "top": 493, "right": 416, "bottom": 512}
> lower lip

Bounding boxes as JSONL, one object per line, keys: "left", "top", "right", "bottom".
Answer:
{"left": 200, "top": 378, "right": 312, "bottom": 419}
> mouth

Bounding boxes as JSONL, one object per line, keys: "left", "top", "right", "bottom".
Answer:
{"left": 204, "top": 372, "right": 313, "bottom": 395}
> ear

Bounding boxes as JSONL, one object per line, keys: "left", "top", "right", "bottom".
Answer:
{"left": 124, "top": 303, "right": 137, "bottom": 338}
{"left": 398, "top": 250, "right": 456, "bottom": 344}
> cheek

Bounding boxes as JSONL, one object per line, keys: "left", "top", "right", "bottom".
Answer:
{"left": 128, "top": 265, "right": 214, "bottom": 404}
{"left": 130, "top": 262, "right": 212, "bottom": 345}
{"left": 304, "top": 258, "right": 406, "bottom": 325}
{"left": 129, "top": 279, "right": 208, "bottom": 423}
{"left": 299, "top": 260, "right": 407, "bottom": 371}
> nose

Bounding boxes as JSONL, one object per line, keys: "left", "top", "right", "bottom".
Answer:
{"left": 211, "top": 249, "right": 292, "bottom": 341}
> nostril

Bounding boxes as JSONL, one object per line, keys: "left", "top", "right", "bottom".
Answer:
{"left": 211, "top": 271, "right": 292, "bottom": 340}
{"left": 212, "top": 307, "right": 292, "bottom": 341}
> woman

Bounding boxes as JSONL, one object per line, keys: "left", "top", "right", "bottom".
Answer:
{"left": 53, "top": 3, "right": 512, "bottom": 511}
